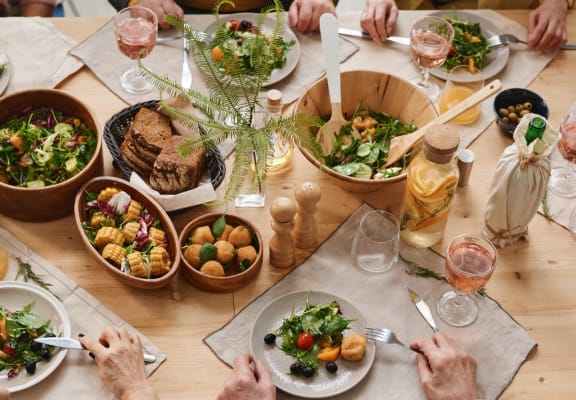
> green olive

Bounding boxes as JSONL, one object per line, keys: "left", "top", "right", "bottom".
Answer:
{"left": 515, "top": 104, "right": 524, "bottom": 113}
{"left": 507, "top": 105, "right": 515, "bottom": 113}
{"left": 502, "top": 117, "right": 509, "bottom": 123}
{"left": 520, "top": 109, "right": 530, "bottom": 117}
{"left": 523, "top": 102, "right": 533, "bottom": 110}
{"left": 508, "top": 112, "right": 518, "bottom": 122}
{"left": 499, "top": 108, "right": 509, "bottom": 117}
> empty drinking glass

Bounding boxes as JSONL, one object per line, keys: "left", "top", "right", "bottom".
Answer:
{"left": 352, "top": 210, "right": 400, "bottom": 273}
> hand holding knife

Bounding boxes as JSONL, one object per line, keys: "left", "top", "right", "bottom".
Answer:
{"left": 406, "top": 287, "right": 438, "bottom": 332}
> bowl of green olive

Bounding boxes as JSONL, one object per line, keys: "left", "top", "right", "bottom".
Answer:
{"left": 494, "top": 88, "right": 549, "bottom": 137}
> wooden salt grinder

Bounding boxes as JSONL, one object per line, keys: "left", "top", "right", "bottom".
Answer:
{"left": 269, "top": 196, "right": 297, "bottom": 268}
{"left": 293, "top": 182, "right": 322, "bottom": 249}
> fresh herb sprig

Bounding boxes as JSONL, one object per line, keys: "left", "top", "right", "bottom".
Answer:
{"left": 15, "top": 257, "right": 62, "bottom": 301}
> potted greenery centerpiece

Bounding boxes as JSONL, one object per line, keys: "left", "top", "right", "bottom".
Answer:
{"left": 139, "top": 0, "right": 321, "bottom": 203}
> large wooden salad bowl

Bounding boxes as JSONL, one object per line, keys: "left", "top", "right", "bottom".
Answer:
{"left": 0, "top": 89, "right": 103, "bottom": 221}
{"left": 295, "top": 70, "right": 438, "bottom": 193}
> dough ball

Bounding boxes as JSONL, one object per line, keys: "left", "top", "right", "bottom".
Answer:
{"left": 340, "top": 334, "right": 367, "bottom": 361}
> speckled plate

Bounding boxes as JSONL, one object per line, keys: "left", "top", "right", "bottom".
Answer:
{"left": 249, "top": 291, "right": 375, "bottom": 398}
{"left": 0, "top": 48, "right": 11, "bottom": 96}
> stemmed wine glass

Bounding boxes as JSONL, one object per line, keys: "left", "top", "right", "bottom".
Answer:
{"left": 437, "top": 234, "right": 498, "bottom": 327}
{"left": 548, "top": 102, "right": 576, "bottom": 198}
{"left": 113, "top": 6, "right": 158, "bottom": 94}
{"left": 409, "top": 16, "right": 454, "bottom": 102}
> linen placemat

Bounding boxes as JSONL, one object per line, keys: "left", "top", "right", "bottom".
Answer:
{"left": 0, "top": 17, "right": 83, "bottom": 94}
{"left": 0, "top": 227, "right": 166, "bottom": 399}
{"left": 70, "top": 14, "right": 359, "bottom": 106}
{"left": 204, "top": 202, "right": 537, "bottom": 400}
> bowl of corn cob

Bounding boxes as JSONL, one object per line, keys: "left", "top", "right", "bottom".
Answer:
{"left": 74, "top": 176, "right": 180, "bottom": 289}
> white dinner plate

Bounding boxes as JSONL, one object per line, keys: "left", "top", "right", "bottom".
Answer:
{"left": 0, "top": 282, "right": 71, "bottom": 393}
{"left": 249, "top": 291, "right": 376, "bottom": 399}
{"left": 0, "top": 48, "right": 11, "bottom": 96}
{"left": 204, "top": 12, "right": 301, "bottom": 87}
{"left": 430, "top": 11, "right": 510, "bottom": 83}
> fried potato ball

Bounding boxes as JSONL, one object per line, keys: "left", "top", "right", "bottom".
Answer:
{"left": 215, "top": 240, "right": 235, "bottom": 264}
{"left": 236, "top": 245, "right": 257, "bottom": 269}
{"left": 228, "top": 226, "right": 252, "bottom": 247}
{"left": 340, "top": 334, "right": 367, "bottom": 361}
{"left": 190, "top": 225, "right": 214, "bottom": 245}
{"left": 217, "top": 224, "right": 234, "bottom": 241}
{"left": 184, "top": 244, "right": 203, "bottom": 269}
{"left": 200, "top": 260, "right": 225, "bottom": 277}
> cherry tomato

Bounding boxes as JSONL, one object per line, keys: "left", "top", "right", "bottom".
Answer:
{"left": 3, "top": 338, "right": 18, "bottom": 356}
{"left": 296, "top": 332, "right": 314, "bottom": 351}
{"left": 227, "top": 19, "right": 239, "bottom": 31}
{"left": 447, "top": 44, "right": 457, "bottom": 58}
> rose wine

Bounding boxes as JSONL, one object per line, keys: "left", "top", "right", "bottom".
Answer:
{"left": 445, "top": 242, "right": 496, "bottom": 294}
{"left": 410, "top": 32, "right": 449, "bottom": 69}
{"left": 558, "top": 122, "right": 576, "bottom": 163}
{"left": 116, "top": 18, "right": 156, "bottom": 60}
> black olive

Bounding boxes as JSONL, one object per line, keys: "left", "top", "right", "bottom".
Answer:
{"left": 236, "top": 37, "right": 243, "bottom": 46}
{"left": 302, "top": 366, "right": 315, "bottom": 378}
{"left": 326, "top": 362, "right": 338, "bottom": 373}
{"left": 264, "top": 333, "right": 276, "bottom": 345}
{"left": 18, "top": 331, "right": 30, "bottom": 341}
{"left": 30, "top": 340, "right": 42, "bottom": 352}
{"left": 44, "top": 332, "right": 56, "bottom": 338}
{"left": 39, "top": 347, "right": 51, "bottom": 360}
{"left": 289, "top": 362, "right": 303, "bottom": 375}
{"left": 240, "top": 20, "right": 250, "bottom": 31}
{"left": 25, "top": 361, "right": 37, "bottom": 374}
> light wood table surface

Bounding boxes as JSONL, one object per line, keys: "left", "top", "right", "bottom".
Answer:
{"left": 1, "top": 10, "right": 576, "bottom": 399}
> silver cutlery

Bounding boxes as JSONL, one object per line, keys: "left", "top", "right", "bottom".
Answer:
{"left": 156, "top": 34, "right": 184, "bottom": 43}
{"left": 406, "top": 287, "right": 439, "bottom": 332}
{"left": 364, "top": 327, "right": 422, "bottom": 353}
{"left": 33, "top": 337, "right": 157, "bottom": 363}
{"left": 487, "top": 33, "right": 576, "bottom": 50}
{"left": 337, "top": 28, "right": 409, "bottom": 46}
{"left": 181, "top": 36, "right": 192, "bottom": 90}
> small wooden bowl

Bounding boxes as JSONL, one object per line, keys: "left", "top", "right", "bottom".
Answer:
{"left": 74, "top": 176, "right": 180, "bottom": 289}
{"left": 179, "top": 213, "right": 263, "bottom": 292}
{"left": 0, "top": 89, "right": 103, "bottom": 221}
{"left": 295, "top": 70, "right": 438, "bottom": 193}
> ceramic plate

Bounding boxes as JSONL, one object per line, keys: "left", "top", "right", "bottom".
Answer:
{"left": 0, "top": 48, "right": 11, "bottom": 96}
{"left": 250, "top": 291, "right": 376, "bottom": 399}
{"left": 430, "top": 11, "right": 510, "bottom": 83}
{"left": 0, "top": 282, "right": 71, "bottom": 393}
{"left": 204, "top": 12, "right": 300, "bottom": 87}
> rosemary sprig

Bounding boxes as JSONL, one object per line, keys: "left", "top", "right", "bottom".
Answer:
{"left": 401, "top": 254, "right": 487, "bottom": 296}
{"left": 16, "top": 257, "right": 62, "bottom": 301}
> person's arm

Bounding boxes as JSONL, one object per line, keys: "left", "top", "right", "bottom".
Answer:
{"left": 527, "top": 0, "right": 568, "bottom": 51}
{"left": 288, "top": 0, "right": 336, "bottom": 33}
{"left": 360, "top": 0, "right": 398, "bottom": 42}
{"left": 108, "top": 0, "right": 184, "bottom": 30}
{"left": 79, "top": 327, "right": 159, "bottom": 400}
{"left": 410, "top": 332, "right": 482, "bottom": 400}
{"left": 0, "top": 388, "right": 9, "bottom": 400}
{"left": 216, "top": 353, "right": 276, "bottom": 400}
{"left": 19, "top": 0, "right": 56, "bottom": 16}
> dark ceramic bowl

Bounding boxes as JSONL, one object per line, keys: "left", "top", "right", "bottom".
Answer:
{"left": 493, "top": 88, "right": 549, "bottom": 137}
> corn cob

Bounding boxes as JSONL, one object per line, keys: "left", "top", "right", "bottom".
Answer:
{"left": 150, "top": 247, "right": 171, "bottom": 277}
{"left": 126, "top": 251, "right": 149, "bottom": 278}
{"left": 98, "top": 187, "right": 120, "bottom": 202}
{"left": 149, "top": 227, "right": 166, "bottom": 246}
{"left": 94, "top": 226, "right": 125, "bottom": 248}
{"left": 122, "top": 221, "right": 140, "bottom": 243}
{"left": 123, "top": 200, "right": 142, "bottom": 222}
{"left": 101, "top": 243, "right": 126, "bottom": 266}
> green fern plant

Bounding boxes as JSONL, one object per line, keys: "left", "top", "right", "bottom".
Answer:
{"left": 139, "top": 0, "right": 322, "bottom": 202}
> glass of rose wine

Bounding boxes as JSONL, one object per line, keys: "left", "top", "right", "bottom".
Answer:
{"left": 113, "top": 6, "right": 158, "bottom": 94}
{"left": 437, "top": 234, "right": 498, "bottom": 327}
{"left": 409, "top": 16, "right": 454, "bottom": 102}
{"left": 548, "top": 102, "right": 576, "bottom": 198}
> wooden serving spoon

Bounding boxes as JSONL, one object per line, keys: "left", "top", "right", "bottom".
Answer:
{"left": 385, "top": 79, "right": 503, "bottom": 167}
{"left": 317, "top": 13, "right": 347, "bottom": 155}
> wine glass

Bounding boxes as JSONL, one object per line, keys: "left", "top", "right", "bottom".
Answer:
{"left": 548, "top": 102, "right": 576, "bottom": 198}
{"left": 113, "top": 6, "right": 158, "bottom": 94}
{"left": 437, "top": 234, "right": 498, "bottom": 327}
{"left": 409, "top": 16, "right": 454, "bottom": 102}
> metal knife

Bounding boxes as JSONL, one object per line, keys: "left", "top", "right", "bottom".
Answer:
{"left": 337, "top": 28, "right": 410, "bottom": 46}
{"left": 406, "top": 287, "right": 438, "bottom": 332}
{"left": 34, "top": 337, "right": 157, "bottom": 363}
{"left": 181, "top": 37, "right": 192, "bottom": 90}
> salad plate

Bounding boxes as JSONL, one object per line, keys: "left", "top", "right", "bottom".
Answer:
{"left": 430, "top": 11, "right": 510, "bottom": 83}
{"left": 0, "top": 281, "right": 71, "bottom": 393}
{"left": 204, "top": 12, "right": 301, "bottom": 87}
{"left": 0, "top": 48, "right": 11, "bottom": 96}
{"left": 250, "top": 291, "right": 376, "bottom": 398}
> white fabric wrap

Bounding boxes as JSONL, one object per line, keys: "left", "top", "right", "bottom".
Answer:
{"left": 482, "top": 113, "right": 559, "bottom": 248}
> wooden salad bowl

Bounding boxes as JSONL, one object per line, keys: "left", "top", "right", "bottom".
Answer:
{"left": 294, "top": 70, "right": 438, "bottom": 193}
{"left": 74, "top": 176, "right": 180, "bottom": 290}
{"left": 0, "top": 89, "right": 103, "bottom": 221}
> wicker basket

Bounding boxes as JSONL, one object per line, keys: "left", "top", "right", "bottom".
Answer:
{"left": 103, "top": 100, "right": 226, "bottom": 189}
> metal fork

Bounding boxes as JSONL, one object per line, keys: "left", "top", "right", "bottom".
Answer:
{"left": 364, "top": 327, "right": 422, "bottom": 354}
{"left": 486, "top": 33, "right": 527, "bottom": 48}
{"left": 181, "top": 36, "right": 192, "bottom": 90}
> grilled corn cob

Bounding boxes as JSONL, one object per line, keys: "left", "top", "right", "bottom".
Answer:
{"left": 94, "top": 226, "right": 125, "bottom": 248}
{"left": 126, "top": 251, "right": 149, "bottom": 278}
{"left": 149, "top": 227, "right": 166, "bottom": 246}
{"left": 101, "top": 243, "right": 126, "bottom": 266}
{"left": 98, "top": 187, "right": 121, "bottom": 202}
{"left": 123, "top": 200, "right": 142, "bottom": 222}
{"left": 122, "top": 221, "right": 140, "bottom": 243}
{"left": 150, "top": 247, "right": 171, "bottom": 276}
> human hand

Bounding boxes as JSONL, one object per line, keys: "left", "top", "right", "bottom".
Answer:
{"left": 360, "top": 0, "right": 398, "bottom": 42}
{"left": 133, "top": 0, "right": 184, "bottom": 30}
{"left": 79, "top": 327, "right": 159, "bottom": 400}
{"left": 527, "top": 0, "right": 568, "bottom": 51}
{"left": 216, "top": 353, "right": 276, "bottom": 400}
{"left": 410, "top": 332, "right": 481, "bottom": 400}
{"left": 0, "top": 388, "right": 9, "bottom": 400}
{"left": 288, "top": 0, "right": 336, "bottom": 33}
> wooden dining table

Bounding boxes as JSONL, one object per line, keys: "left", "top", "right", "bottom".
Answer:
{"left": 1, "top": 9, "right": 575, "bottom": 399}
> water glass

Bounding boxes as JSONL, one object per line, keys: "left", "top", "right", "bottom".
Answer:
{"left": 352, "top": 210, "right": 400, "bottom": 273}
{"left": 569, "top": 207, "right": 576, "bottom": 240}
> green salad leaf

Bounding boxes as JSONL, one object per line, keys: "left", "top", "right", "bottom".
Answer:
{"left": 442, "top": 16, "right": 491, "bottom": 72}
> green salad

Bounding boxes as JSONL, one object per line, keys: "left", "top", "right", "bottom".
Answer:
{"left": 323, "top": 110, "right": 416, "bottom": 180}
{"left": 0, "top": 106, "right": 97, "bottom": 187}
{"left": 442, "top": 16, "right": 491, "bottom": 72}
{"left": 0, "top": 64, "right": 5, "bottom": 78}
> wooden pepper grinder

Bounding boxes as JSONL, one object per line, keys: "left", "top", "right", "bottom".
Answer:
{"left": 293, "top": 182, "right": 322, "bottom": 249}
{"left": 269, "top": 196, "right": 297, "bottom": 268}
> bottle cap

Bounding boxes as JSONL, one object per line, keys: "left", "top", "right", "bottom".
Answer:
{"left": 423, "top": 125, "right": 460, "bottom": 164}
